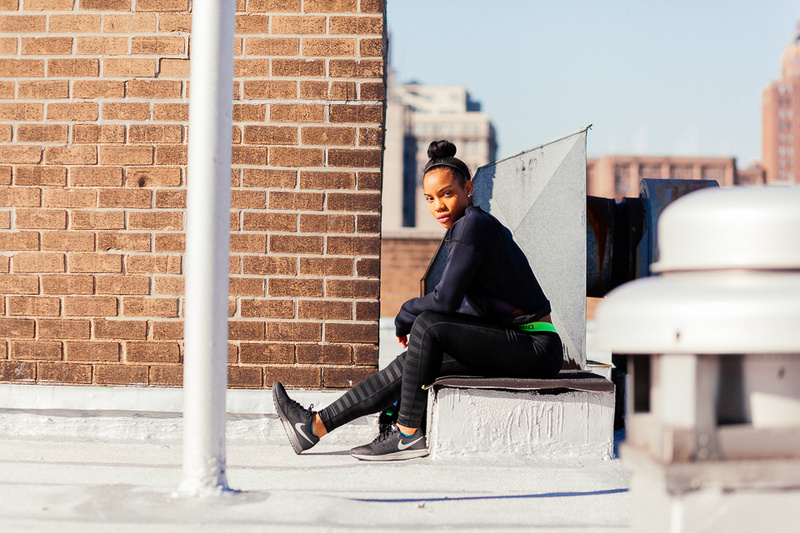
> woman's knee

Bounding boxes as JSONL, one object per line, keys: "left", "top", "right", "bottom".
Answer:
{"left": 411, "top": 310, "right": 448, "bottom": 334}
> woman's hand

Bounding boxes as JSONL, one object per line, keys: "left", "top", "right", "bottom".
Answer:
{"left": 398, "top": 336, "right": 408, "bottom": 348}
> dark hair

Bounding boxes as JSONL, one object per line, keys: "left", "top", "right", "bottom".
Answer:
{"left": 423, "top": 140, "right": 471, "bottom": 186}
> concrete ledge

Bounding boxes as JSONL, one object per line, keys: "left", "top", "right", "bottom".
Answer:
{"left": 427, "top": 382, "right": 615, "bottom": 460}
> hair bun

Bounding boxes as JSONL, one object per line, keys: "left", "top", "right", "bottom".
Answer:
{"left": 427, "top": 140, "right": 457, "bottom": 159}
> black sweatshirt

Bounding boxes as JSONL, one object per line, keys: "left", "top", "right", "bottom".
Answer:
{"left": 395, "top": 206, "right": 552, "bottom": 337}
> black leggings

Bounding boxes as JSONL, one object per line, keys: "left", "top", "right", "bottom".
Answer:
{"left": 318, "top": 311, "right": 563, "bottom": 432}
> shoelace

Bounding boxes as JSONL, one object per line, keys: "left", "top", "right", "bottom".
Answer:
{"left": 371, "top": 424, "right": 398, "bottom": 444}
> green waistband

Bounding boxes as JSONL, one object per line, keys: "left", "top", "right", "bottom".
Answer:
{"left": 518, "top": 321, "right": 557, "bottom": 333}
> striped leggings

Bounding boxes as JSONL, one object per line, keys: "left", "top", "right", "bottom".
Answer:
{"left": 318, "top": 310, "right": 563, "bottom": 432}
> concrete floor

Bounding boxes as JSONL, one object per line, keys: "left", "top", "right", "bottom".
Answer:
{"left": 0, "top": 432, "right": 630, "bottom": 531}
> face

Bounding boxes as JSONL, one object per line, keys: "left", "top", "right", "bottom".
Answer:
{"left": 423, "top": 167, "right": 473, "bottom": 229}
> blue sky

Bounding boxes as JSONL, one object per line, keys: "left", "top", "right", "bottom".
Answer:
{"left": 387, "top": 1, "right": 798, "bottom": 166}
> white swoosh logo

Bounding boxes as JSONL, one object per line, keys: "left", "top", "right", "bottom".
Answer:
{"left": 398, "top": 436, "right": 423, "bottom": 451}
{"left": 295, "top": 423, "right": 315, "bottom": 444}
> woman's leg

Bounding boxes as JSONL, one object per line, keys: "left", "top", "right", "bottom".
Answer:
{"left": 396, "top": 311, "right": 563, "bottom": 429}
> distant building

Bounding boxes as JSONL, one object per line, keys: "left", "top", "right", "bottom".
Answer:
{"left": 587, "top": 155, "right": 742, "bottom": 200}
{"left": 762, "top": 23, "right": 800, "bottom": 184}
{"left": 382, "top": 76, "right": 498, "bottom": 233}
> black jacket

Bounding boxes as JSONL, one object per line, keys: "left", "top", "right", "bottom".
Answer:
{"left": 395, "top": 206, "right": 551, "bottom": 337}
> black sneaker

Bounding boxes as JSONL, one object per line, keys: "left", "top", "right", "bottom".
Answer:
{"left": 272, "top": 381, "right": 319, "bottom": 454}
{"left": 350, "top": 425, "right": 428, "bottom": 461}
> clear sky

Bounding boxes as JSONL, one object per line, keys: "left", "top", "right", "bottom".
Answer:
{"left": 387, "top": 1, "right": 799, "bottom": 166}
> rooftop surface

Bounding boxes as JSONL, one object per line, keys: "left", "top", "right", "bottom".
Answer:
{"left": 0, "top": 433, "right": 630, "bottom": 532}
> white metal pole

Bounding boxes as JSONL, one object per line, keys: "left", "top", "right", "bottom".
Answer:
{"left": 179, "top": 0, "right": 236, "bottom": 495}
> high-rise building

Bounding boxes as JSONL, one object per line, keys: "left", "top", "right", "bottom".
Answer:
{"left": 382, "top": 76, "right": 498, "bottom": 233}
{"left": 762, "top": 23, "right": 800, "bottom": 184}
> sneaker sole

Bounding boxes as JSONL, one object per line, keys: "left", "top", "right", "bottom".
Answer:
{"left": 350, "top": 448, "right": 429, "bottom": 461}
{"left": 272, "top": 386, "right": 305, "bottom": 455}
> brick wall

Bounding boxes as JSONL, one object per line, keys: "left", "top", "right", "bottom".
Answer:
{"left": 0, "top": 0, "right": 386, "bottom": 390}
{"left": 379, "top": 235, "right": 440, "bottom": 318}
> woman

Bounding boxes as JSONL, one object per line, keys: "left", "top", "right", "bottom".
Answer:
{"left": 273, "top": 140, "right": 563, "bottom": 461}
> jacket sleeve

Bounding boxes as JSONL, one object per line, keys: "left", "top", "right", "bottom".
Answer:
{"left": 394, "top": 235, "right": 485, "bottom": 337}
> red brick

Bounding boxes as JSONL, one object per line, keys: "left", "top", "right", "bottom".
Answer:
{"left": 0, "top": 361, "right": 36, "bottom": 382}
{"left": 301, "top": 126, "right": 355, "bottom": 146}
{"left": 70, "top": 210, "right": 124, "bottom": 230}
{"left": 0, "top": 231, "right": 38, "bottom": 251}
{"left": 359, "top": 82, "right": 384, "bottom": 101}
{"left": 135, "top": 0, "right": 188, "bottom": 11}
{"left": 94, "top": 318, "right": 147, "bottom": 340}
{"left": 0, "top": 166, "right": 8, "bottom": 186}
{"left": 21, "top": 37, "right": 73, "bottom": 55}
{"left": 125, "top": 342, "right": 180, "bottom": 363}
{"left": 153, "top": 275, "right": 183, "bottom": 295}
{"left": 330, "top": 59, "right": 382, "bottom": 79}
{"left": 241, "top": 212, "right": 295, "bottom": 232}
{"left": 272, "top": 16, "right": 325, "bottom": 34}
{"left": 40, "top": 231, "right": 93, "bottom": 252}
{"left": 38, "top": 362, "right": 92, "bottom": 384}
{"left": 304, "top": 0, "right": 356, "bottom": 11}
{"left": 230, "top": 189, "right": 266, "bottom": 209}
{"left": 0, "top": 59, "right": 44, "bottom": 77}
{"left": 360, "top": 37, "right": 383, "bottom": 57}
{"left": 299, "top": 170, "right": 354, "bottom": 189}
{"left": 132, "top": 35, "right": 185, "bottom": 55}
{"left": 298, "top": 300, "right": 351, "bottom": 320}
{"left": 329, "top": 16, "right": 383, "bottom": 35}
{"left": 95, "top": 364, "right": 148, "bottom": 385}
{"left": 264, "top": 366, "right": 320, "bottom": 388}
{"left": 353, "top": 344, "right": 378, "bottom": 366}
{"left": 228, "top": 365, "right": 262, "bottom": 389}
{"left": 302, "top": 37, "right": 356, "bottom": 57}
{"left": 229, "top": 321, "right": 265, "bottom": 341}
{"left": 0, "top": 317, "right": 34, "bottom": 338}
{"left": 64, "top": 296, "right": 118, "bottom": 316}
{"left": 128, "top": 124, "right": 183, "bottom": 144}
{"left": 247, "top": 0, "right": 300, "bottom": 11}
{"left": 242, "top": 125, "right": 297, "bottom": 146}
{"left": 245, "top": 37, "right": 298, "bottom": 56}
{"left": 98, "top": 145, "right": 154, "bottom": 165}
{"left": 240, "top": 342, "right": 294, "bottom": 364}
{"left": 44, "top": 145, "right": 97, "bottom": 165}
{"left": 300, "top": 80, "right": 328, "bottom": 99}
{"left": 126, "top": 79, "right": 182, "bottom": 99}
{"left": 13, "top": 252, "right": 65, "bottom": 273}
{"left": 326, "top": 279, "right": 379, "bottom": 298}
{"left": 297, "top": 344, "right": 351, "bottom": 365}
{"left": 265, "top": 321, "right": 321, "bottom": 343}
{"left": 98, "top": 189, "right": 152, "bottom": 209}
{"left": 103, "top": 57, "right": 157, "bottom": 77}
{"left": 268, "top": 278, "right": 322, "bottom": 298}
{"left": 126, "top": 254, "right": 180, "bottom": 274}
{"left": 153, "top": 103, "right": 188, "bottom": 122}
{"left": 47, "top": 58, "right": 99, "bottom": 77}
{"left": 122, "top": 297, "right": 178, "bottom": 317}
{"left": 0, "top": 145, "right": 42, "bottom": 164}
{"left": 356, "top": 214, "right": 380, "bottom": 233}
{"left": 15, "top": 81, "right": 66, "bottom": 100}
{"left": 325, "top": 322, "right": 378, "bottom": 344}
{"left": 0, "top": 15, "right": 47, "bottom": 33}
{"left": 75, "top": 37, "right": 128, "bottom": 56}
{"left": 17, "top": 125, "right": 68, "bottom": 144}
{"left": 299, "top": 257, "right": 353, "bottom": 276}
{"left": 149, "top": 364, "right": 182, "bottom": 386}
{"left": 327, "top": 235, "right": 380, "bottom": 256}
{"left": 269, "top": 234, "right": 323, "bottom": 255}
{"left": 158, "top": 58, "right": 189, "bottom": 77}
{"left": 43, "top": 188, "right": 97, "bottom": 208}
{"left": 68, "top": 253, "right": 123, "bottom": 273}
{"left": 16, "top": 209, "right": 67, "bottom": 229}
{"left": 231, "top": 146, "right": 267, "bottom": 166}
{"left": 26, "top": 0, "right": 74, "bottom": 10}
{"left": 8, "top": 296, "right": 59, "bottom": 317}
{"left": 242, "top": 80, "right": 296, "bottom": 99}
{"left": 232, "top": 103, "right": 266, "bottom": 122}
{"left": 158, "top": 13, "right": 190, "bottom": 32}
{"left": 102, "top": 13, "right": 157, "bottom": 33}
{"left": 323, "top": 366, "right": 375, "bottom": 388}
{"left": 65, "top": 341, "right": 120, "bottom": 362}
{"left": 154, "top": 145, "right": 186, "bottom": 165}
{"left": 330, "top": 104, "right": 382, "bottom": 124}
{"left": 268, "top": 147, "right": 323, "bottom": 168}
{"left": 356, "top": 257, "right": 380, "bottom": 278}
{"left": 327, "top": 191, "right": 380, "bottom": 211}
{"left": 299, "top": 213, "right": 354, "bottom": 233}
{"left": 153, "top": 236, "right": 185, "bottom": 255}
{"left": 73, "top": 124, "right": 125, "bottom": 144}
{"left": 41, "top": 274, "right": 93, "bottom": 295}
{"left": 241, "top": 168, "right": 296, "bottom": 188}
{"left": 0, "top": 37, "right": 14, "bottom": 54}
{"left": 358, "top": 127, "right": 383, "bottom": 147}
{"left": 38, "top": 319, "right": 91, "bottom": 339}
{"left": 96, "top": 232, "right": 149, "bottom": 253}
{"left": 155, "top": 189, "right": 185, "bottom": 208}
{"left": 241, "top": 255, "right": 295, "bottom": 276}
{"left": 152, "top": 321, "right": 183, "bottom": 340}
{"left": 240, "top": 298, "right": 294, "bottom": 319}
{"left": 0, "top": 188, "right": 40, "bottom": 207}
{"left": 46, "top": 103, "right": 99, "bottom": 123}
{"left": 128, "top": 211, "right": 182, "bottom": 230}
{"left": 102, "top": 102, "right": 150, "bottom": 121}
{"left": 95, "top": 274, "right": 150, "bottom": 295}
{"left": 268, "top": 191, "right": 323, "bottom": 211}
{"left": 271, "top": 59, "right": 324, "bottom": 77}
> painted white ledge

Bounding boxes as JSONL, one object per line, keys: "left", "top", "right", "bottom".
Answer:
{"left": 0, "top": 383, "right": 341, "bottom": 415}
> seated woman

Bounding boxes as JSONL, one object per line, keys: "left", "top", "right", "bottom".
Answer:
{"left": 273, "top": 140, "right": 563, "bottom": 461}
